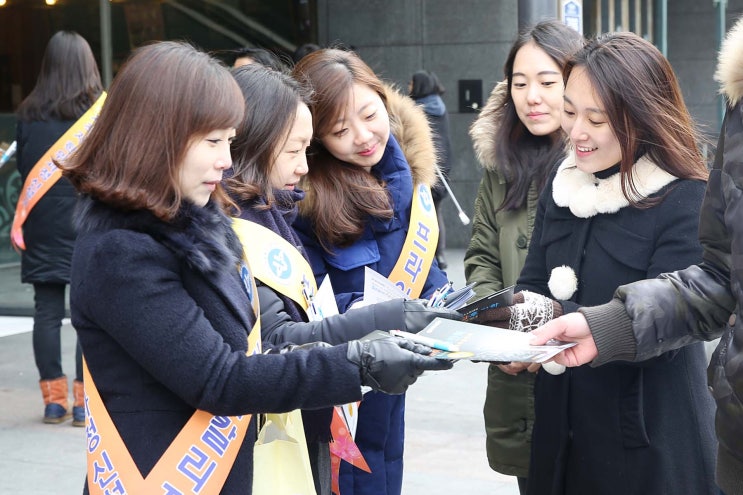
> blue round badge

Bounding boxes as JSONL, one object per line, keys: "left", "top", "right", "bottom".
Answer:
{"left": 240, "top": 263, "right": 253, "bottom": 302}
{"left": 267, "top": 248, "right": 292, "bottom": 281}
{"left": 418, "top": 184, "right": 433, "bottom": 212}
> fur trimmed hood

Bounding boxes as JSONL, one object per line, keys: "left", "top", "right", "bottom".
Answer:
{"left": 716, "top": 16, "right": 743, "bottom": 105}
{"left": 552, "top": 154, "right": 677, "bottom": 218}
{"left": 384, "top": 83, "right": 439, "bottom": 187}
{"left": 469, "top": 80, "right": 509, "bottom": 172}
{"left": 75, "top": 197, "right": 243, "bottom": 276}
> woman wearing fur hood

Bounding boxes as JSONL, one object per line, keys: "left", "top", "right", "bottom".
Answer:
{"left": 464, "top": 20, "right": 582, "bottom": 494}
{"left": 292, "top": 49, "right": 448, "bottom": 495}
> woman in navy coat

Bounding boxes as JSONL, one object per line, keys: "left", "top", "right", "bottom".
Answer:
{"left": 61, "top": 41, "right": 450, "bottom": 495}
{"left": 291, "top": 49, "right": 450, "bottom": 495}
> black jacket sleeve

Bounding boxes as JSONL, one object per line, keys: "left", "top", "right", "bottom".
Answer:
{"left": 258, "top": 284, "right": 407, "bottom": 346}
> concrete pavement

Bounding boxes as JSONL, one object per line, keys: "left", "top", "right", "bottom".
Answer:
{"left": 0, "top": 249, "right": 519, "bottom": 494}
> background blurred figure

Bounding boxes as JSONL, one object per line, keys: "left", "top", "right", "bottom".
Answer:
{"left": 229, "top": 46, "right": 286, "bottom": 71}
{"left": 409, "top": 69, "right": 453, "bottom": 269}
{"left": 463, "top": 20, "right": 582, "bottom": 494}
{"left": 13, "top": 30, "right": 103, "bottom": 427}
{"left": 292, "top": 42, "right": 321, "bottom": 64}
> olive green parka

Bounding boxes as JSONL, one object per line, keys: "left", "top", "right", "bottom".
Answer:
{"left": 463, "top": 81, "right": 539, "bottom": 478}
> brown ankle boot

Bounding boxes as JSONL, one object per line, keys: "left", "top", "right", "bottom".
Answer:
{"left": 39, "top": 376, "right": 70, "bottom": 424}
{"left": 72, "top": 380, "right": 85, "bottom": 427}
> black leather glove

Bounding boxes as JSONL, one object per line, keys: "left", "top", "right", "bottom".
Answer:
{"left": 472, "top": 291, "right": 563, "bottom": 332}
{"left": 403, "top": 299, "right": 463, "bottom": 333}
{"left": 346, "top": 338, "right": 454, "bottom": 394}
{"left": 279, "top": 341, "right": 332, "bottom": 353}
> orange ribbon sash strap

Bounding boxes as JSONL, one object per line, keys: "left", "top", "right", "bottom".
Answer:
{"left": 84, "top": 233, "right": 262, "bottom": 494}
{"left": 11, "top": 92, "right": 107, "bottom": 250}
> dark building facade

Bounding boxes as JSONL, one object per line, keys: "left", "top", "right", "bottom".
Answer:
{"left": 0, "top": 0, "right": 738, "bottom": 313}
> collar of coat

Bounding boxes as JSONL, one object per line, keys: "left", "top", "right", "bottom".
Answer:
{"left": 75, "top": 196, "right": 243, "bottom": 276}
{"left": 552, "top": 153, "right": 677, "bottom": 218}
{"left": 716, "top": 16, "right": 743, "bottom": 106}
{"left": 468, "top": 80, "right": 508, "bottom": 173}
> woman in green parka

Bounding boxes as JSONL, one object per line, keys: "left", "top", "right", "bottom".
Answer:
{"left": 463, "top": 20, "right": 583, "bottom": 494}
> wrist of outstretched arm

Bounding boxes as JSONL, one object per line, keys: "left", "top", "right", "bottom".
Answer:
{"left": 579, "top": 299, "right": 637, "bottom": 366}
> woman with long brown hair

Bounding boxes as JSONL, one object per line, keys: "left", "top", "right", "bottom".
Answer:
{"left": 292, "top": 49, "right": 449, "bottom": 495}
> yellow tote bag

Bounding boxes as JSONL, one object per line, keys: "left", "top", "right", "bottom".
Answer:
{"left": 253, "top": 410, "right": 317, "bottom": 495}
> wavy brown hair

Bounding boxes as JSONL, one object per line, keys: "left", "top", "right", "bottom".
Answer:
{"left": 564, "top": 32, "right": 709, "bottom": 205}
{"left": 61, "top": 41, "right": 244, "bottom": 221}
{"left": 292, "top": 48, "right": 394, "bottom": 249}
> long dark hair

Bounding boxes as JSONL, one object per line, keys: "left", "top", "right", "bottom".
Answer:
{"left": 496, "top": 20, "right": 583, "bottom": 211}
{"left": 16, "top": 31, "right": 103, "bottom": 122}
{"left": 564, "top": 32, "right": 708, "bottom": 204}
{"left": 410, "top": 70, "right": 444, "bottom": 99}
{"left": 61, "top": 41, "right": 244, "bottom": 221}
{"left": 227, "top": 64, "right": 312, "bottom": 207}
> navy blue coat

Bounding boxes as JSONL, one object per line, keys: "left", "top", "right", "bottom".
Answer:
{"left": 71, "top": 197, "right": 363, "bottom": 494}
{"left": 293, "top": 134, "right": 448, "bottom": 495}
{"left": 15, "top": 119, "right": 78, "bottom": 284}
{"left": 517, "top": 164, "right": 717, "bottom": 495}
{"left": 294, "top": 135, "right": 449, "bottom": 311}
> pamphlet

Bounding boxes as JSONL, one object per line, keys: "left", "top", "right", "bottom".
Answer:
{"left": 458, "top": 286, "right": 515, "bottom": 321}
{"left": 415, "top": 317, "right": 576, "bottom": 363}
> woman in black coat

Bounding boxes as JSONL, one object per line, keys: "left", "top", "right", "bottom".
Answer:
{"left": 61, "top": 41, "right": 451, "bottom": 495}
{"left": 480, "top": 33, "right": 717, "bottom": 494}
{"left": 410, "top": 70, "right": 453, "bottom": 268}
{"left": 14, "top": 30, "right": 103, "bottom": 426}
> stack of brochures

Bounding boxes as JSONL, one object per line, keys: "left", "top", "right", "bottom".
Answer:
{"left": 427, "top": 282, "right": 477, "bottom": 310}
{"left": 457, "top": 286, "right": 514, "bottom": 321}
{"left": 416, "top": 317, "right": 576, "bottom": 362}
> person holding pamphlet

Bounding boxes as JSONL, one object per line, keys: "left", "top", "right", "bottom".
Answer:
{"left": 13, "top": 30, "right": 104, "bottom": 426}
{"left": 225, "top": 63, "right": 460, "bottom": 495}
{"left": 480, "top": 32, "right": 717, "bottom": 494}
{"left": 530, "top": 18, "right": 743, "bottom": 495}
{"left": 60, "top": 40, "right": 452, "bottom": 495}
{"left": 291, "top": 49, "right": 450, "bottom": 495}
{"left": 463, "top": 20, "right": 583, "bottom": 493}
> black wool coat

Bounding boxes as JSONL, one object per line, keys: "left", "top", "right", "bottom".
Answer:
{"left": 71, "top": 197, "right": 363, "bottom": 494}
{"left": 15, "top": 119, "right": 78, "bottom": 284}
{"left": 518, "top": 162, "right": 718, "bottom": 495}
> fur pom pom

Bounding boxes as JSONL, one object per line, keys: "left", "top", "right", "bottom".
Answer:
{"left": 542, "top": 361, "right": 567, "bottom": 375}
{"left": 548, "top": 265, "right": 578, "bottom": 300}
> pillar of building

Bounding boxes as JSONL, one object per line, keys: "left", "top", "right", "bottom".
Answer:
{"left": 518, "top": 0, "right": 558, "bottom": 28}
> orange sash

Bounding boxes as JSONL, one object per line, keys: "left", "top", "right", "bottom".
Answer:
{"left": 83, "top": 256, "right": 262, "bottom": 494}
{"left": 11, "top": 93, "right": 106, "bottom": 251}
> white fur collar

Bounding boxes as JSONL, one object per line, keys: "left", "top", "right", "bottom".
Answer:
{"left": 552, "top": 153, "right": 677, "bottom": 218}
